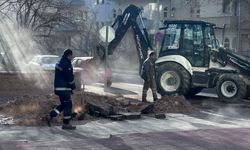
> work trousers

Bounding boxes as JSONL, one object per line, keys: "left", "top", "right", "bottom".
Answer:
{"left": 142, "top": 80, "right": 158, "bottom": 102}
{"left": 50, "top": 92, "right": 72, "bottom": 124}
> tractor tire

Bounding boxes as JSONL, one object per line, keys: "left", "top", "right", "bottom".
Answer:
{"left": 156, "top": 62, "right": 191, "bottom": 96}
{"left": 186, "top": 88, "right": 203, "bottom": 97}
{"left": 216, "top": 74, "right": 247, "bottom": 103}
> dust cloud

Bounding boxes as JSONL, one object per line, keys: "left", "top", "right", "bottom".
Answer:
{"left": 109, "top": 29, "right": 142, "bottom": 83}
{"left": 77, "top": 29, "right": 142, "bottom": 86}
{"left": 0, "top": 15, "right": 52, "bottom": 90}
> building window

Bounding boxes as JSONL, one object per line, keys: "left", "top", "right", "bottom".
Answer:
{"left": 196, "top": 9, "right": 200, "bottom": 18}
{"left": 224, "top": 38, "right": 230, "bottom": 49}
{"left": 164, "top": 7, "right": 168, "bottom": 18}
{"left": 223, "top": 0, "right": 237, "bottom": 15}
{"left": 113, "top": 9, "right": 117, "bottom": 18}
{"left": 97, "top": 0, "right": 99, "bottom": 5}
{"left": 171, "top": 7, "right": 176, "bottom": 17}
{"left": 223, "top": 0, "right": 230, "bottom": 13}
{"left": 101, "top": 0, "right": 104, "bottom": 4}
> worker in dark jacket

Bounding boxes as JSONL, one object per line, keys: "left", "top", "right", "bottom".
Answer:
{"left": 141, "top": 51, "right": 158, "bottom": 102}
{"left": 46, "top": 49, "right": 76, "bottom": 130}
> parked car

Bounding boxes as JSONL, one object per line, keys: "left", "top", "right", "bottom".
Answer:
{"left": 27, "top": 55, "right": 60, "bottom": 71}
{"left": 72, "top": 57, "right": 112, "bottom": 88}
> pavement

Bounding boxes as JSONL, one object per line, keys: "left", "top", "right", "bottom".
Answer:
{"left": 1, "top": 82, "right": 250, "bottom": 149}
{"left": 1, "top": 128, "right": 250, "bottom": 150}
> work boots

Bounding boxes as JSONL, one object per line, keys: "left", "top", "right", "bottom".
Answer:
{"left": 62, "top": 124, "right": 76, "bottom": 130}
{"left": 142, "top": 91, "right": 147, "bottom": 102}
{"left": 153, "top": 93, "right": 158, "bottom": 102}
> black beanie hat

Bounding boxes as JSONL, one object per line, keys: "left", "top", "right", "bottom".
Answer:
{"left": 63, "top": 49, "right": 73, "bottom": 56}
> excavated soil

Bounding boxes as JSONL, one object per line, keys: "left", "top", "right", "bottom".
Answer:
{"left": 154, "top": 96, "right": 198, "bottom": 113}
{"left": 0, "top": 72, "right": 198, "bottom": 126}
{"left": 0, "top": 92, "right": 198, "bottom": 126}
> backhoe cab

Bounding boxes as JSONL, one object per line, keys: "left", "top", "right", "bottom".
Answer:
{"left": 156, "top": 20, "right": 250, "bottom": 103}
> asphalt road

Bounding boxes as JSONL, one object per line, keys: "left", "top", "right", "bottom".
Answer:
{"left": 1, "top": 128, "right": 250, "bottom": 150}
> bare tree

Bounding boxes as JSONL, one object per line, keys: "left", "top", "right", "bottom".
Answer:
{"left": 0, "top": 0, "right": 100, "bottom": 55}
{"left": 0, "top": 0, "right": 75, "bottom": 31}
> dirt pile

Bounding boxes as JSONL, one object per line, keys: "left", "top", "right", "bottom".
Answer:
{"left": 0, "top": 92, "right": 198, "bottom": 126}
{"left": 0, "top": 92, "right": 96, "bottom": 126}
{"left": 82, "top": 93, "right": 197, "bottom": 116}
{"left": 154, "top": 96, "right": 198, "bottom": 113}
{"left": 0, "top": 95, "right": 58, "bottom": 126}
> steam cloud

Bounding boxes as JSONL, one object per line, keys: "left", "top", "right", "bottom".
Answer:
{"left": 0, "top": 15, "right": 52, "bottom": 90}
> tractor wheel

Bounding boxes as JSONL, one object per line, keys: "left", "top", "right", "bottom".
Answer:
{"left": 156, "top": 62, "right": 191, "bottom": 96}
{"left": 216, "top": 74, "right": 247, "bottom": 103}
{"left": 186, "top": 88, "right": 203, "bottom": 97}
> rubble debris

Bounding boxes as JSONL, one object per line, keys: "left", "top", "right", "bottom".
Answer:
{"left": 85, "top": 99, "right": 114, "bottom": 117}
{"left": 0, "top": 93, "right": 86, "bottom": 126}
{"left": 0, "top": 90, "right": 197, "bottom": 126}
{"left": 155, "top": 113, "right": 166, "bottom": 119}
{"left": 117, "top": 112, "right": 141, "bottom": 120}
{"left": 92, "top": 111, "right": 101, "bottom": 117}
{"left": 139, "top": 103, "right": 154, "bottom": 114}
{"left": 109, "top": 115, "right": 125, "bottom": 121}
{"left": 115, "top": 97, "right": 130, "bottom": 106}
{"left": 77, "top": 112, "right": 85, "bottom": 120}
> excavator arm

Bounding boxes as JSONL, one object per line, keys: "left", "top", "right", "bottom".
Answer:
{"left": 81, "top": 5, "right": 153, "bottom": 86}
{"left": 211, "top": 48, "right": 250, "bottom": 75}
{"left": 102, "top": 4, "right": 153, "bottom": 66}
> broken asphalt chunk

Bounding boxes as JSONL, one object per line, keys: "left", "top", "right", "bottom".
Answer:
{"left": 109, "top": 115, "right": 125, "bottom": 121}
{"left": 85, "top": 99, "right": 114, "bottom": 117}
{"left": 140, "top": 103, "right": 154, "bottom": 114}
{"left": 155, "top": 113, "right": 166, "bottom": 119}
{"left": 117, "top": 112, "right": 141, "bottom": 120}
